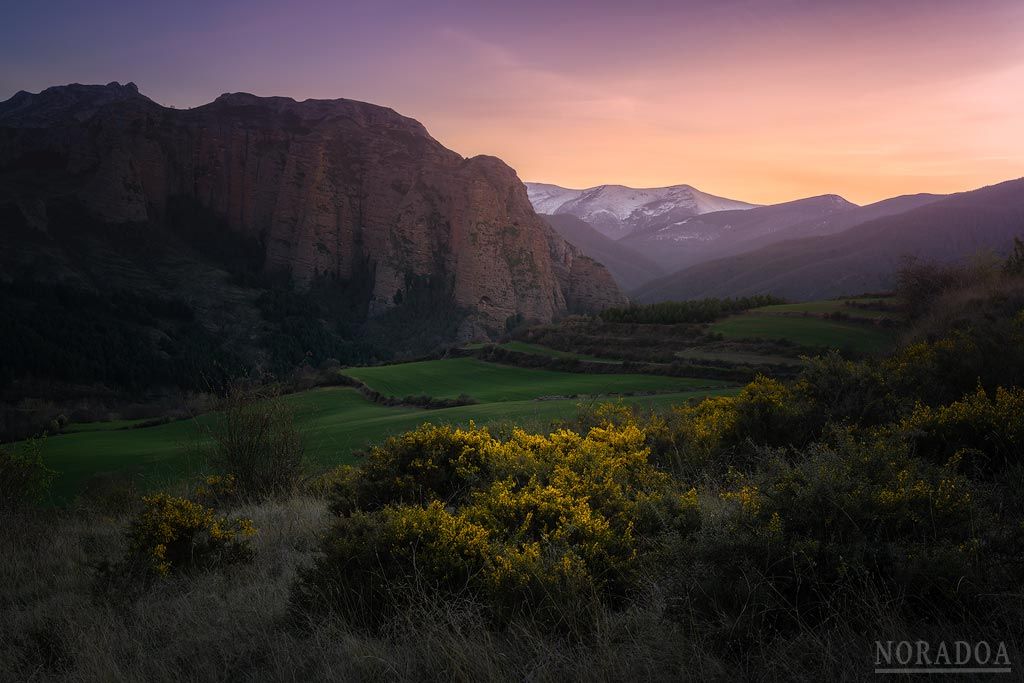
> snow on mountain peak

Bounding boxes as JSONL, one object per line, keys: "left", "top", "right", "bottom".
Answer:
{"left": 525, "top": 181, "right": 758, "bottom": 239}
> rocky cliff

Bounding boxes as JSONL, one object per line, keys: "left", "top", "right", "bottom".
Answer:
{"left": 0, "top": 82, "right": 625, "bottom": 340}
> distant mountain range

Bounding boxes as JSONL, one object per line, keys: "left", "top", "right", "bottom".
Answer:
{"left": 525, "top": 182, "right": 757, "bottom": 240}
{"left": 527, "top": 177, "right": 1022, "bottom": 300}
{"left": 633, "top": 178, "right": 1024, "bottom": 302}
{"left": 620, "top": 194, "right": 858, "bottom": 270}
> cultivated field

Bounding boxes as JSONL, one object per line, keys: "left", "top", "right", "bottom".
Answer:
{"left": 340, "top": 357, "right": 719, "bottom": 400}
{"left": 32, "top": 299, "right": 897, "bottom": 501}
{"left": 38, "top": 359, "right": 735, "bottom": 501}
{"left": 709, "top": 297, "right": 896, "bottom": 354}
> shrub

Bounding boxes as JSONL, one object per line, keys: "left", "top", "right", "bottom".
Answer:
{"left": 663, "top": 430, "right": 982, "bottom": 635}
{"left": 305, "top": 463, "right": 360, "bottom": 500}
{"left": 794, "top": 351, "right": 896, "bottom": 427}
{"left": 333, "top": 423, "right": 501, "bottom": 514}
{"left": 1005, "top": 236, "right": 1024, "bottom": 276}
{"left": 901, "top": 385, "right": 1024, "bottom": 475}
{"left": 896, "top": 258, "right": 970, "bottom": 319}
{"left": 657, "top": 396, "right": 738, "bottom": 471}
{"left": 0, "top": 438, "right": 54, "bottom": 510}
{"left": 293, "top": 501, "right": 491, "bottom": 619}
{"left": 653, "top": 375, "right": 802, "bottom": 473}
{"left": 192, "top": 473, "right": 240, "bottom": 508}
{"left": 729, "top": 375, "right": 802, "bottom": 446}
{"left": 298, "top": 419, "right": 699, "bottom": 629}
{"left": 199, "top": 384, "right": 305, "bottom": 498}
{"left": 126, "top": 493, "right": 256, "bottom": 576}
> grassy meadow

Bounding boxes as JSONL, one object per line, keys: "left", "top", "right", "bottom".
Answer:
{"left": 709, "top": 314, "right": 893, "bottom": 353}
{"left": 37, "top": 359, "right": 736, "bottom": 501}
{"left": 28, "top": 298, "right": 900, "bottom": 501}
{"left": 340, "top": 357, "right": 722, "bottom": 399}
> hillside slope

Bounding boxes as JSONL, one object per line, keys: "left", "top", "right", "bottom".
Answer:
{"left": 0, "top": 82, "right": 625, "bottom": 340}
{"left": 0, "top": 82, "right": 626, "bottom": 395}
{"left": 621, "top": 194, "right": 858, "bottom": 270}
{"left": 541, "top": 213, "right": 665, "bottom": 290}
{"left": 0, "top": 83, "right": 624, "bottom": 334}
{"left": 635, "top": 178, "right": 1024, "bottom": 302}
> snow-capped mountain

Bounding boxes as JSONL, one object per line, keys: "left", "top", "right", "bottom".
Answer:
{"left": 525, "top": 182, "right": 759, "bottom": 239}
{"left": 619, "top": 194, "right": 857, "bottom": 270}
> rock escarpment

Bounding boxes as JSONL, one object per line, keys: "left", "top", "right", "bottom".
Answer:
{"left": 0, "top": 82, "right": 625, "bottom": 340}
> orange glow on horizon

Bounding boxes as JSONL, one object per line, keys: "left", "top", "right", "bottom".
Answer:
{"left": 5, "top": 0, "right": 1023, "bottom": 205}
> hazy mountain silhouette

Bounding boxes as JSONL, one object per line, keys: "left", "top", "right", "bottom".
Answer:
{"left": 635, "top": 178, "right": 1024, "bottom": 302}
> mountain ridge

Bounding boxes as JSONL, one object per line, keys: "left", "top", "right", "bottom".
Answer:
{"left": 620, "top": 193, "right": 858, "bottom": 270}
{"left": 634, "top": 178, "right": 1024, "bottom": 302}
{"left": 0, "top": 82, "right": 626, "bottom": 346}
{"left": 525, "top": 181, "right": 758, "bottom": 240}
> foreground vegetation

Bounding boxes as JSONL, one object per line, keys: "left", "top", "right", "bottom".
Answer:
{"left": 3, "top": 250, "right": 1024, "bottom": 680}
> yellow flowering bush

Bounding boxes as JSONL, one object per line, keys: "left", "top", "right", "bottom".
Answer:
{"left": 334, "top": 423, "right": 503, "bottom": 514}
{"left": 699, "top": 430, "right": 979, "bottom": 619}
{"left": 667, "top": 396, "right": 738, "bottom": 464}
{"left": 884, "top": 327, "right": 1024, "bottom": 408}
{"left": 192, "top": 473, "right": 239, "bottom": 508}
{"left": 901, "top": 385, "right": 1024, "bottom": 474}
{"left": 655, "top": 375, "right": 801, "bottom": 473}
{"left": 730, "top": 375, "right": 801, "bottom": 444}
{"left": 292, "top": 501, "right": 491, "bottom": 618}
{"left": 792, "top": 351, "right": 896, "bottom": 427}
{"left": 301, "top": 419, "right": 699, "bottom": 627}
{"left": 127, "top": 493, "right": 256, "bottom": 576}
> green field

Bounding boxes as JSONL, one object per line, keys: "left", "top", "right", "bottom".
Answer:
{"left": 36, "top": 359, "right": 737, "bottom": 501}
{"left": 710, "top": 308, "right": 895, "bottom": 354}
{"left": 31, "top": 301, "right": 897, "bottom": 500}
{"left": 342, "top": 357, "right": 722, "bottom": 401}
{"left": 754, "top": 298, "right": 897, "bottom": 321}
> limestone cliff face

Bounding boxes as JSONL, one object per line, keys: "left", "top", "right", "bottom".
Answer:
{"left": 0, "top": 83, "right": 625, "bottom": 339}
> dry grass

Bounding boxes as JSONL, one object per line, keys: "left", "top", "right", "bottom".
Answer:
{"left": 0, "top": 494, "right": 1009, "bottom": 682}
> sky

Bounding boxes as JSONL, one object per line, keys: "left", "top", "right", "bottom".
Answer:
{"left": 2, "top": 0, "right": 1023, "bottom": 205}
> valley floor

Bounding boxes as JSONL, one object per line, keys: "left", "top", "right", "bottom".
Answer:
{"left": 38, "top": 358, "right": 735, "bottom": 502}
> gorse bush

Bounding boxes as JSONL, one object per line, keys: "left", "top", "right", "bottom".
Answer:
{"left": 296, "top": 421, "right": 698, "bottom": 628}
{"left": 660, "top": 429, "right": 987, "bottom": 641}
{"left": 646, "top": 375, "right": 805, "bottom": 475}
{"left": 901, "top": 385, "right": 1024, "bottom": 475}
{"left": 126, "top": 493, "right": 256, "bottom": 576}
{"left": 199, "top": 384, "right": 305, "bottom": 498}
{"left": 0, "top": 438, "right": 54, "bottom": 510}
{"left": 192, "top": 473, "right": 240, "bottom": 508}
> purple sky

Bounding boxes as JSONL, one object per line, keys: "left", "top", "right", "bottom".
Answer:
{"left": 3, "top": 0, "right": 1023, "bottom": 203}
